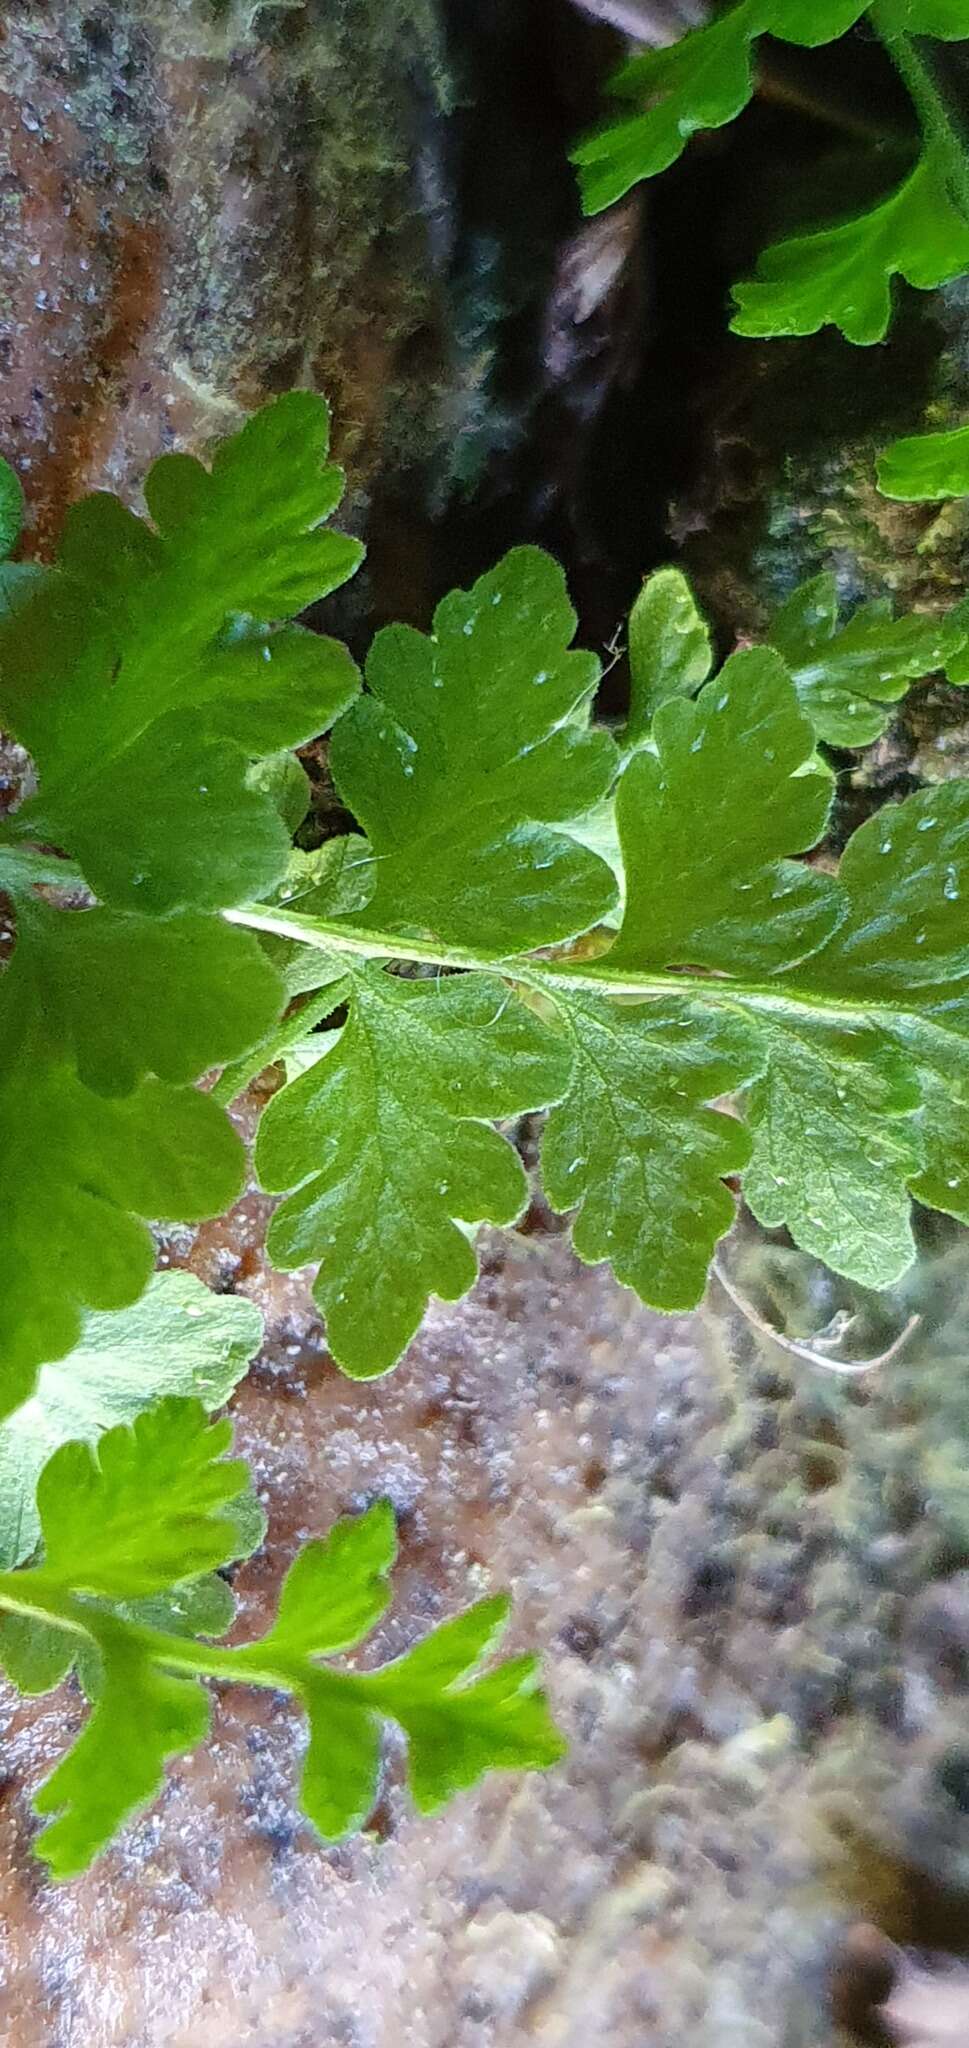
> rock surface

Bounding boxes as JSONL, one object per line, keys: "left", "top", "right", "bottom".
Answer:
{"left": 0, "top": 0, "right": 448, "bottom": 581}
{"left": 6, "top": 1206, "right": 969, "bottom": 2044}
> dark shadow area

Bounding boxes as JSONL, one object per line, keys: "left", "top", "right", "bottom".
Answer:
{"left": 367, "top": 3, "right": 945, "bottom": 706}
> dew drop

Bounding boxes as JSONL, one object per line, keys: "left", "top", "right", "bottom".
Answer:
{"left": 880, "top": 840, "right": 893, "bottom": 855}
{"left": 716, "top": 693, "right": 730, "bottom": 711}
{"left": 690, "top": 734, "right": 705, "bottom": 753}
{"left": 491, "top": 591, "right": 503, "bottom": 606}
{"left": 914, "top": 929, "right": 927, "bottom": 946}
{"left": 948, "top": 1176, "right": 960, "bottom": 1189}
{"left": 534, "top": 669, "right": 550, "bottom": 686}
{"left": 917, "top": 815, "right": 938, "bottom": 832}
{"left": 944, "top": 865, "right": 960, "bottom": 901}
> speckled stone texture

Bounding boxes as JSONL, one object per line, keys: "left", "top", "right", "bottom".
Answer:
{"left": 5, "top": 1206, "right": 969, "bottom": 2045}
{"left": 0, "top": 1231, "right": 860, "bottom": 2046}
{"left": 0, "top": 0, "right": 446, "bottom": 555}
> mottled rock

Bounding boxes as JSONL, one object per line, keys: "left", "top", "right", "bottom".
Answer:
{"left": 0, "top": 0, "right": 448, "bottom": 574}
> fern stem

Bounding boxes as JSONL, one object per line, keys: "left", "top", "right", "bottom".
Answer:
{"left": 225, "top": 902, "right": 894, "bottom": 1033}
{"left": 224, "top": 904, "right": 507, "bottom": 976}
{"left": 209, "top": 983, "right": 345, "bottom": 1108}
{"left": 710, "top": 1257, "right": 920, "bottom": 1375}
{"left": 871, "top": 11, "right": 969, "bottom": 229}
{"left": 0, "top": 1568, "right": 373, "bottom": 1698}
